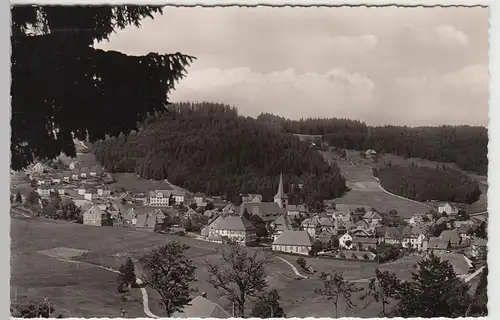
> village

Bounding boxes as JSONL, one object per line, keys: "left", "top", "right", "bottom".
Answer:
{"left": 12, "top": 149, "right": 488, "bottom": 286}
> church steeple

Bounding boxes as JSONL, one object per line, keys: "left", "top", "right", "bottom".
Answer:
{"left": 274, "top": 172, "right": 288, "bottom": 208}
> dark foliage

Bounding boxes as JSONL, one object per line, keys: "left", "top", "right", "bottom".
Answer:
{"left": 138, "top": 241, "right": 196, "bottom": 316}
{"left": 117, "top": 257, "right": 137, "bottom": 292}
{"left": 375, "top": 165, "right": 481, "bottom": 204}
{"left": 395, "top": 252, "right": 473, "bottom": 317}
{"left": 257, "top": 114, "right": 487, "bottom": 175}
{"left": 15, "top": 191, "right": 23, "bottom": 203}
{"left": 251, "top": 289, "right": 286, "bottom": 318}
{"left": 92, "top": 103, "right": 347, "bottom": 202}
{"left": 11, "top": 6, "right": 195, "bottom": 170}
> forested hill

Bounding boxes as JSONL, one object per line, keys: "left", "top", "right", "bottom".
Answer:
{"left": 91, "top": 102, "right": 347, "bottom": 203}
{"left": 257, "top": 113, "right": 488, "bottom": 175}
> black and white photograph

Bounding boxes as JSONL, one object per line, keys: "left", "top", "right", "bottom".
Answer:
{"left": 10, "top": 4, "right": 489, "bottom": 318}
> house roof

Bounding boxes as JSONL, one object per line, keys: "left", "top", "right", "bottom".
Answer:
{"left": 240, "top": 202, "right": 285, "bottom": 217}
{"left": 136, "top": 210, "right": 165, "bottom": 228}
{"left": 212, "top": 215, "right": 256, "bottom": 231}
{"left": 353, "top": 237, "right": 378, "bottom": 244}
{"left": 273, "top": 214, "right": 294, "bottom": 227}
{"left": 83, "top": 205, "right": 108, "bottom": 217}
{"left": 273, "top": 230, "right": 313, "bottom": 246}
{"left": 428, "top": 237, "right": 448, "bottom": 250}
{"left": 440, "top": 230, "right": 461, "bottom": 244}
{"left": 402, "top": 225, "right": 424, "bottom": 237}
{"left": 436, "top": 216, "right": 450, "bottom": 225}
{"left": 437, "top": 253, "right": 472, "bottom": 276}
{"left": 318, "top": 216, "right": 335, "bottom": 227}
{"left": 472, "top": 238, "right": 487, "bottom": 247}
{"left": 317, "top": 230, "right": 337, "bottom": 240}
{"left": 172, "top": 296, "right": 231, "bottom": 318}
{"left": 194, "top": 192, "right": 207, "bottom": 198}
{"left": 363, "top": 211, "right": 382, "bottom": 220}
{"left": 149, "top": 189, "right": 173, "bottom": 198}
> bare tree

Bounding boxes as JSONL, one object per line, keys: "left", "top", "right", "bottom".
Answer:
{"left": 206, "top": 241, "right": 272, "bottom": 317}
{"left": 315, "top": 272, "right": 363, "bottom": 318}
{"left": 138, "top": 241, "right": 196, "bottom": 316}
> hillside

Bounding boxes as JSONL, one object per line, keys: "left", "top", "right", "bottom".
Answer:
{"left": 256, "top": 114, "right": 488, "bottom": 175}
{"left": 91, "top": 102, "right": 347, "bottom": 203}
{"left": 374, "top": 165, "right": 481, "bottom": 205}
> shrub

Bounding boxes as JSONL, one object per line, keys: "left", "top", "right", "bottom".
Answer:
{"left": 296, "top": 257, "right": 307, "bottom": 270}
{"left": 363, "top": 253, "right": 370, "bottom": 260}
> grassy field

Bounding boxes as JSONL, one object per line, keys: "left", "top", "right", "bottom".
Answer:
{"left": 11, "top": 216, "right": 403, "bottom": 318}
{"left": 321, "top": 149, "right": 487, "bottom": 216}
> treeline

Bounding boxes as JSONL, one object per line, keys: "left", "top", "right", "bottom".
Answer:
{"left": 256, "top": 114, "right": 488, "bottom": 175}
{"left": 91, "top": 102, "right": 348, "bottom": 202}
{"left": 374, "top": 164, "right": 481, "bottom": 204}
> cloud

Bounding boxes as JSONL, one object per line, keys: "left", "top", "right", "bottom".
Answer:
{"left": 435, "top": 25, "right": 469, "bottom": 46}
{"left": 441, "top": 64, "right": 489, "bottom": 93}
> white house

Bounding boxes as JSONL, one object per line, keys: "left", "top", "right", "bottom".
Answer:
{"left": 84, "top": 192, "right": 94, "bottom": 201}
{"left": 409, "top": 213, "right": 425, "bottom": 225}
{"left": 69, "top": 161, "right": 80, "bottom": 170}
{"left": 272, "top": 230, "right": 313, "bottom": 256}
{"left": 401, "top": 226, "right": 427, "bottom": 251}
{"left": 172, "top": 191, "right": 186, "bottom": 204}
{"left": 71, "top": 172, "right": 80, "bottom": 181}
{"left": 36, "top": 185, "right": 51, "bottom": 197}
{"left": 56, "top": 186, "right": 65, "bottom": 196}
{"left": 339, "top": 232, "right": 354, "bottom": 249}
{"left": 149, "top": 190, "right": 173, "bottom": 207}
{"left": 77, "top": 186, "right": 86, "bottom": 195}
{"left": 363, "top": 210, "right": 383, "bottom": 227}
{"left": 97, "top": 185, "right": 111, "bottom": 197}
{"left": 31, "top": 162, "right": 46, "bottom": 174}
{"left": 438, "top": 203, "right": 459, "bottom": 216}
{"left": 51, "top": 176, "right": 61, "bottom": 184}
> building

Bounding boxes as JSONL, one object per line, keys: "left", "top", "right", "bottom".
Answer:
{"left": 363, "top": 210, "right": 383, "bottom": 227}
{"left": 352, "top": 237, "right": 378, "bottom": 251}
{"left": 136, "top": 209, "right": 166, "bottom": 230}
{"left": 89, "top": 165, "right": 101, "bottom": 177}
{"left": 301, "top": 217, "right": 322, "bottom": 238}
{"left": 273, "top": 172, "right": 288, "bottom": 209}
{"left": 365, "top": 149, "right": 377, "bottom": 158}
{"left": 339, "top": 232, "right": 353, "bottom": 249}
{"left": 31, "top": 162, "right": 46, "bottom": 174}
{"left": 286, "top": 204, "right": 308, "bottom": 217}
{"left": 272, "top": 230, "right": 313, "bottom": 256}
{"left": 97, "top": 185, "right": 111, "bottom": 197}
{"left": 193, "top": 192, "right": 207, "bottom": 206}
{"left": 69, "top": 161, "right": 80, "bottom": 170}
{"left": 376, "top": 226, "right": 403, "bottom": 246}
{"left": 55, "top": 185, "right": 65, "bottom": 196}
{"left": 172, "top": 191, "right": 186, "bottom": 204}
{"left": 409, "top": 213, "right": 426, "bottom": 225}
{"left": 401, "top": 226, "right": 427, "bottom": 251}
{"left": 208, "top": 215, "right": 257, "bottom": 246}
{"left": 83, "top": 205, "right": 111, "bottom": 226}
{"left": 471, "top": 238, "right": 487, "bottom": 258}
{"left": 77, "top": 185, "right": 86, "bottom": 195}
{"left": 149, "top": 190, "right": 173, "bottom": 207}
{"left": 239, "top": 202, "right": 285, "bottom": 223}
{"left": 172, "top": 294, "right": 231, "bottom": 318}
{"left": 438, "top": 203, "right": 459, "bottom": 216}
{"left": 36, "top": 185, "right": 52, "bottom": 197}
{"left": 80, "top": 167, "right": 88, "bottom": 178}
{"left": 269, "top": 214, "right": 296, "bottom": 239}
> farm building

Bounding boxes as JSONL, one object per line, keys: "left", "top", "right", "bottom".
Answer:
{"left": 272, "top": 230, "right": 313, "bottom": 256}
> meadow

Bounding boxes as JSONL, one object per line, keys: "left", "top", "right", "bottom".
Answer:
{"left": 10, "top": 215, "right": 407, "bottom": 318}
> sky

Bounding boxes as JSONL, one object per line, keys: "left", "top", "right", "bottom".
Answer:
{"left": 95, "top": 6, "right": 489, "bottom": 127}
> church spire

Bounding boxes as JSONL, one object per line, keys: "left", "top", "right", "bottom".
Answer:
{"left": 274, "top": 172, "right": 287, "bottom": 200}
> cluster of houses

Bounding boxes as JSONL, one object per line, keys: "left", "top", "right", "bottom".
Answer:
{"left": 23, "top": 161, "right": 488, "bottom": 266}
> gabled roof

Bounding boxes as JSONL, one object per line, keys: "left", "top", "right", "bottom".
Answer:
{"left": 440, "top": 230, "right": 461, "bottom": 244}
{"left": 436, "top": 253, "right": 472, "bottom": 275}
{"left": 428, "top": 237, "right": 448, "bottom": 249}
{"left": 436, "top": 216, "right": 450, "bottom": 225}
{"left": 402, "top": 225, "right": 425, "bottom": 237}
{"left": 172, "top": 296, "right": 230, "bottom": 318}
{"left": 149, "top": 189, "right": 173, "bottom": 198}
{"left": 363, "top": 210, "right": 382, "bottom": 220}
{"left": 273, "top": 230, "right": 313, "bottom": 246}
{"left": 83, "top": 204, "right": 108, "bottom": 217}
{"left": 194, "top": 192, "right": 206, "bottom": 198}
{"left": 212, "top": 215, "right": 256, "bottom": 231}
{"left": 240, "top": 202, "right": 285, "bottom": 216}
